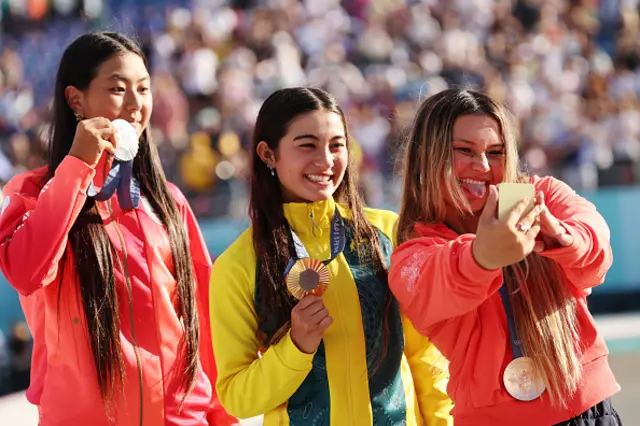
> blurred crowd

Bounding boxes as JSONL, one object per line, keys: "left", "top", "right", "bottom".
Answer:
{"left": 0, "top": 321, "right": 32, "bottom": 397}
{"left": 1, "top": 0, "right": 640, "bottom": 218}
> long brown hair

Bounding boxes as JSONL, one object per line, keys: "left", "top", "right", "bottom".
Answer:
{"left": 397, "top": 88, "right": 581, "bottom": 405}
{"left": 47, "top": 32, "right": 199, "bottom": 405}
{"left": 249, "top": 87, "right": 390, "bottom": 353}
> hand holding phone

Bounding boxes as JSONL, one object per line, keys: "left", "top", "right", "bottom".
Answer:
{"left": 471, "top": 184, "right": 543, "bottom": 270}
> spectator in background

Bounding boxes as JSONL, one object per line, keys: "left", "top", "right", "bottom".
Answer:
{"left": 0, "top": 0, "right": 639, "bottom": 218}
{"left": 8, "top": 321, "right": 31, "bottom": 393}
{"left": 0, "top": 328, "right": 10, "bottom": 396}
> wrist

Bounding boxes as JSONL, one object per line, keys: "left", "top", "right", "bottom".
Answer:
{"left": 290, "top": 333, "right": 316, "bottom": 354}
{"left": 471, "top": 239, "right": 500, "bottom": 270}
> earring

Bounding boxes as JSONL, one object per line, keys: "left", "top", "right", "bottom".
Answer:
{"left": 268, "top": 165, "right": 275, "bottom": 176}
{"left": 74, "top": 112, "right": 84, "bottom": 121}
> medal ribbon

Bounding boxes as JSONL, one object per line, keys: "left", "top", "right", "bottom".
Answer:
{"left": 499, "top": 284, "right": 525, "bottom": 359}
{"left": 284, "top": 209, "right": 346, "bottom": 277}
{"left": 88, "top": 160, "right": 141, "bottom": 210}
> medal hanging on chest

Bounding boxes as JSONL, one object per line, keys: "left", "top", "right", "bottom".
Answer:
{"left": 500, "top": 285, "right": 546, "bottom": 401}
{"left": 284, "top": 210, "right": 346, "bottom": 300}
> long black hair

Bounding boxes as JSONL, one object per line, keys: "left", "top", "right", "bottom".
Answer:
{"left": 249, "top": 87, "right": 391, "bottom": 357}
{"left": 47, "top": 32, "right": 199, "bottom": 404}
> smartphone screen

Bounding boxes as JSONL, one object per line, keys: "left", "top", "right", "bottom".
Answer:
{"left": 497, "top": 183, "right": 535, "bottom": 221}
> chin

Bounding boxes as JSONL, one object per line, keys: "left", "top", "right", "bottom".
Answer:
{"left": 470, "top": 201, "right": 487, "bottom": 214}
{"left": 307, "top": 192, "right": 333, "bottom": 202}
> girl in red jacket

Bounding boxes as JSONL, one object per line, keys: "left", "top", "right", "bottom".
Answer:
{"left": 389, "top": 88, "right": 622, "bottom": 426}
{"left": 0, "top": 32, "right": 236, "bottom": 425}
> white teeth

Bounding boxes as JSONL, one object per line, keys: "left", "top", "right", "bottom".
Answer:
{"left": 460, "top": 179, "right": 486, "bottom": 185}
{"left": 306, "top": 174, "right": 331, "bottom": 182}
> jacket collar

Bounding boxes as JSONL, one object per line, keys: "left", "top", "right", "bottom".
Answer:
{"left": 283, "top": 197, "right": 336, "bottom": 239}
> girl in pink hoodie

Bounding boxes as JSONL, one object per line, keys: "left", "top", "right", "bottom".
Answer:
{"left": 388, "top": 88, "right": 622, "bottom": 426}
{"left": 0, "top": 32, "right": 236, "bottom": 426}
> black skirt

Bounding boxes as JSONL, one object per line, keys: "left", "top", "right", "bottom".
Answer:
{"left": 553, "top": 399, "right": 623, "bottom": 426}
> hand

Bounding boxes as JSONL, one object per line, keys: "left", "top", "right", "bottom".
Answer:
{"left": 68, "top": 117, "right": 117, "bottom": 167}
{"left": 472, "top": 185, "right": 543, "bottom": 270}
{"left": 290, "top": 295, "right": 333, "bottom": 354}
{"left": 533, "top": 192, "right": 574, "bottom": 252}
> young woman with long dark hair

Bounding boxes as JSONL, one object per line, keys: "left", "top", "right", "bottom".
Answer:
{"left": 0, "top": 32, "right": 236, "bottom": 426}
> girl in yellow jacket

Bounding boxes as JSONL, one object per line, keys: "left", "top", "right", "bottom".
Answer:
{"left": 209, "top": 87, "right": 452, "bottom": 425}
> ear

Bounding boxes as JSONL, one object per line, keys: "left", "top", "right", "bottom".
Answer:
{"left": 64, "top": 85, "right": 84, "bottom": 116}
{"left": 256, "top": 141, "right": 276, "bottom": 167}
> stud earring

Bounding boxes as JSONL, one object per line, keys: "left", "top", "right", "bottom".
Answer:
{"left": 74, "top": 112, "right": 85, "bottom": 121}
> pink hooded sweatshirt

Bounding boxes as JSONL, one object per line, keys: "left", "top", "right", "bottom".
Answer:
{"left": 0, "top": 155, "right": 238, "bottom": 426}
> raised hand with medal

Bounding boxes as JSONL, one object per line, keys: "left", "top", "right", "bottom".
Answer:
{"left": 87, "top": 118, "right": 141, "bottom": 210}
{"left": 273, "top": 210, "right": 346, "bottom": 353}
{"left": 68, "top": 117, "right": 117, "bottom": 167}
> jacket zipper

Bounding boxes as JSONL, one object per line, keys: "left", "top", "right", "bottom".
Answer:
{"left": 309, "top": 209, "right": 321, "bottom": 238}
{"left": 106, "top": 200, "right": 144, "bottom": 426}
{"left": 309, "top": 205, "right": 354, "bottom": 424}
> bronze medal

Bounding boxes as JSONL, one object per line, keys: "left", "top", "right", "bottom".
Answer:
{"left": 503, "top": 357, "right": 545, "bottom": 401}
{"left": 286, "top": 258, "right": 329, "bottom": 300}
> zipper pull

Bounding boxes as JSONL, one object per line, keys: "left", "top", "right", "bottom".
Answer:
{"left": 309, "top": 210, "right": 321, "bottom": 237}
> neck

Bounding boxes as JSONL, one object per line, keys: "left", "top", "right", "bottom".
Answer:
{"left": 444, "top": 208, "right": 480, "bottom": 235}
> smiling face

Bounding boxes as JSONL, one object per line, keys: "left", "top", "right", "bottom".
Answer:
{"left": 258, "top": 110, "right": 349, "bottom": 203}
{"left": 69, "top": 52, "right": 152, "bottom": 137}
{"left": 447, "top": 114, "right": 506, "bottom": 213}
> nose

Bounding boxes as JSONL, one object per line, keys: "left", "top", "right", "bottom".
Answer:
{"left": 124, "top": 90, "right": 143, "bottom": 114}
{"left": 472, "top": 153, "right": 491, "bottom": 173}
{"left": 315, "top": 145, "right": 335, "bottom": 170}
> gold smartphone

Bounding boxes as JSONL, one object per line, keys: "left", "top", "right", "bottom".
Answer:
{"left": 497, "top": 183, "right": 535, "bottom": 221}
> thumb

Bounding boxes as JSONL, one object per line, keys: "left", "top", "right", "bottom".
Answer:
{"left": 479, "top": 185, "right": 498, "bottom": 224}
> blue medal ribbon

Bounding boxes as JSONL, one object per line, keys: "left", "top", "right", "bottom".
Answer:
{"left": 499, "top": 284, "right": 524, "bottom": 359}
{"left": 87, "top": 159, "right": 141, "bottom": 210}
{"left": 284, "top": 209, "right": 346, "bottom": 277}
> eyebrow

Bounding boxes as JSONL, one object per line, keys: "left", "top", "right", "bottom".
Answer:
{"left": 453, "top": 138, "right": 504, "bottom": 148}
{"left": 293, "top": 134, "right": 346, "bottom": 141}
{"left": 108, "top": 73, "right": 150, "bottom": 83}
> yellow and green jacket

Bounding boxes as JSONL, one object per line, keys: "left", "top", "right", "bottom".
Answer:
{"left": 209, "top": 198, "right": 453, "bottom": 425}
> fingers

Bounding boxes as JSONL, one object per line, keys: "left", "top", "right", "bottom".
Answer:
{"left": 555, "top": 231, "right": 574, "bottom": 247}
{"left": 94, "top": 127, "right": 117, "bottom": 148}
{"left": 526, "top": 221, "right": 541, "bottom": 240}
{"left": 306, "top": 301, "right": 328, "bottom": 318}
{"left": 296, "top": 294, "right": 321, "bottom": 310}
{"left": 479, "top": 185, "right": 499, "bottom": 223}
{"left": 515, "top": 204, "right": 543, "bottom": 232}
{"left": 539, "top": 208, "right": 560, "bottom": 233}
{"left": 99, "top": 139, "right": 116, "bottom": 155}
{"left": 506, "top": 196, "right": 533, "bottom": 227}
{"left": 310, "top": 307, "right": 330, "bottom": 325}
{"left": 317, "top": 316, "right": 333, "bottom": 331}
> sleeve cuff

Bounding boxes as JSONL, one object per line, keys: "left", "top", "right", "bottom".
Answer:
{"left": 458, "top": 238, "right": 503, "bottom": 283}
{"left": 272, "top": 330, "right": 316, "bottom": 372}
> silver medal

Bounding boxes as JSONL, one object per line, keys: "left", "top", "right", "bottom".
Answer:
{"left": 112, "top": 119, "right": 139, "bottom": 162}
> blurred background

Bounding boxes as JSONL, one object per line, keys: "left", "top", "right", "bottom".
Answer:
{"left": 0, "top": 0, "right": 638, "bottom": 424}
